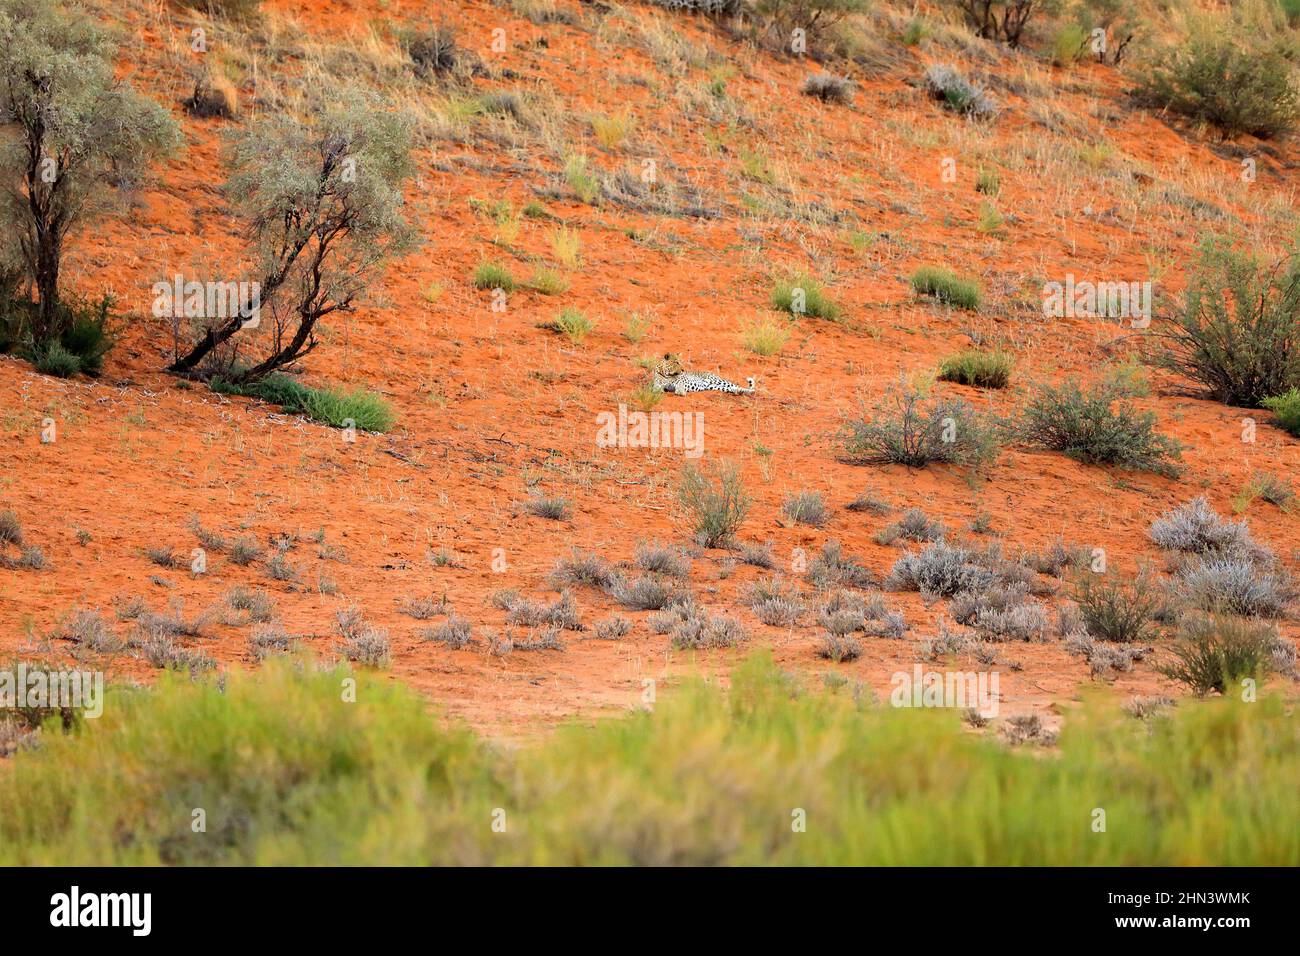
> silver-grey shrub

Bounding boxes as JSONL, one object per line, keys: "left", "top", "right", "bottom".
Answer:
{"left": 888, "top": 541, "right": 993, "bottom": 598}
{"left": 669, "top": 611, "right": 746, "bottom": 650}
{"left": 1148, "top": 497, "right": 1258, "bottom": 557}
{"left": 924, "top": 64, "right": 996, "bottom": 119}
{"left": 1170, "top": 556, "right": 1293, "bottom": 618}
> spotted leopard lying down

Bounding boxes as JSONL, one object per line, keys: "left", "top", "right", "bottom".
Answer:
{"left": 652, "top": 354, "right": 755, "bottom": 395}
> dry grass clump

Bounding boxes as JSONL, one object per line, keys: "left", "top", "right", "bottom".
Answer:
{"left": 923, "top": 64, "right": 995, "bottom": 118}
{"left": 593, "top": 616, "right": 632, "bottom": 640}
{"left": 736, "top": 541, "right": 776, "bottom": 568}
{"left": 401, "top": 594, "right": 450, "bottom": 620}
{"left": 136, "top": 634, "right": 217, "bottom": 674}
{"left": 802, "top": 72, "right": 853, "bottom": 103}
{"left": 549, "top": 550, "right": 617, "bottom": 590}
{"left": 336, "top": 608, "right": 390, "bottom": 669}
{"left": 817, "top": 631, "right": 862, "bottom": 662}
{"left": 818, "top": 590, "right": 905, "bottom": 638}
{"left": 633, "top": 541, "right": 691, "bottom": 578}
{"left": 423, "top": 615, "right": 474, "bottom": 649}
{"left": 506, "top": 591, "right": 585, "bottom": 630}
{"left": 402, "top": 25, "right": 462, "bottom": 77}
{"left": 845, "top": 490, "right": 891, "bottom": 515}
{"left": 753, "top": 597, "right": 804, "bottom": 627}
{"left": 225, "top": 586, "right": 276, "bottom": 624}
{"left": 668, "top": 609, "right": 746, "bottom": 650}
{"left": 248, "top": 623, "right": 296, "bottom": 663}
{"left": 1029, "top": 537, "right": 1088, "bottom": 576}
{"left": 888, "top": 540, "right": 992, "bottom": 598}
{"left": 56, "top": 609, "right": 123, "bottom": 653}
{"left": 955, "top": 588, "right": 1050, "bottom": 642}
{"left": 229, "top": 536, "right": 262, "bottom": 566}
{"left": 807, "top": 541, "right": 877, "bottom": 590}
{"left": 1168, "top": 556, "right": 1293, "bottom": 619}
{"left": 182, "top": 72, "right": 238, "bottom": 119}
{"left": 608, "top": 574, "right": 689, "bottom": 612}
{"left": 0, "top": 511, "right": 23, "bottom": 548}
{"left": 525, "top": 495, "right": 571, "bottom": 521}
{"left": 874, "top": 507, "right": 944, "bottom": 545}
{"left": 647, "top": 599, "right": 698, "bottom": 635}
{"left": 782, "top": 491, "right": 829, "bottom": 528}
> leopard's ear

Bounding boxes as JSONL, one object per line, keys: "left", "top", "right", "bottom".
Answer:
{"left": 663, "top": 352, "right": 672, "bottom": 360}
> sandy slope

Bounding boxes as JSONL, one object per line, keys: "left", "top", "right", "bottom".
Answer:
{"left": 1, "top": 0, "right": 1297, "bottom": 736}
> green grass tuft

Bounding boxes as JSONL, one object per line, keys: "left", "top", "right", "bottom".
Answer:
{"left": 213, "top": 374, "right": 394, "bottom": 433}
{"left": 938, "top": 349, "right": 1012, "bottom": 389}
{"left": 32, "top": 341, "right": 81, "bottom": 378}
{"left": 771, "top": 274, "right": 841, "bottom": 321}
{"left": 911, "top": 267, "right": 981, "bottom": 310}
{"left": 473, "top": 261, "right": 516, "bottom": 292}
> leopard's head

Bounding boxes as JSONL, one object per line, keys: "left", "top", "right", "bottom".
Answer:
{"left": 654, "top": 353, "right": 684, "bottom": 378}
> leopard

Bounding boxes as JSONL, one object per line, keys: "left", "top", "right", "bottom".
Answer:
{"left": 651, "top": 354, "right": 755, "bottom": 395}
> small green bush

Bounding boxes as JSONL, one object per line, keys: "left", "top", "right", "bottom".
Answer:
{"left": 1019, "top": 382, "right": 1182, "bottom": 476}
{"left": 1160, "top": 614, "right": 1278, "bottom": 695}
{"left": 678, "top": 459, "right": 749, "bottom": 548}
{"left": 564, "top": 154, "right": 601, "bottom": 204}
{"left": 741, "top": 316, "right": 790, "bottom": 356}
{"left": 1051, "top": 24, "right": 1087, "bottom": 68}
{"left": 911, "top": 267, "right": 981, "bottom": 310}
{"left": 841, "top": 385, "right": 1002, "bottom": 469}
{"left": 938, "top": 349, "right": 1012, "bottom": 388}
{"left": 58, "top": 296, "right": 114, "bottom": 375}
{"left": 1262, "top": 388, "right": 1300, "bottom": 437}
{"left": 902, "top": 17, "right": 931, "bottom": 45}
{"left": 32, "top": 342, "right": 81, "bottom": 378}
{"left": 771, "top": 274, "right": 841, "bottom": 321}
{"left": 1136, "top": 34, "right": 1300, "bottom": 138}
{"left": 1153, "top": 237, "right": 1300, "bottom": 408}
{"left": 1074, "top": 571, "right": 1163, "bottom": 643}
{"left": 6, "top": 291, "right": 116, "bottom": 377}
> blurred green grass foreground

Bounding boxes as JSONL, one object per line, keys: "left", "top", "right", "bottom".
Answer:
{"left": 1, "top": 653, "right": 1296, "bottom": 865}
